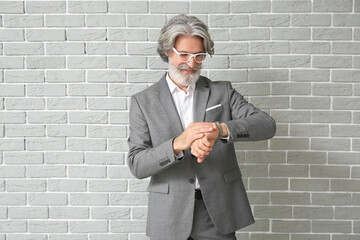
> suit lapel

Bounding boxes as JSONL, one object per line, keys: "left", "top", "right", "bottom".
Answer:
{"left": 156, "top": 75, "right": 184, "bottom": 137}
{"left": 193, "top": 76, "right": 210, "bottom": 123}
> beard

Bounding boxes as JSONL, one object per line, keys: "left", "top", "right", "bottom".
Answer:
{"left": 168, "top": 59, "right": 201, "bottom": 87}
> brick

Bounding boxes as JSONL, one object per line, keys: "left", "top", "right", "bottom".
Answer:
{"left": 0, "top": 29, "right": 24, "bottom": 41}
{"left": 0, "top": 166, "right": 25, "bottom": 178}
{"left": 313, "top": 0, "right": 353, "bottom": 12}
{"left": 231, "top": 56, "right": 269, "bottom": 68}
{"left": 240, "top": 219, "right": 269, "bottom": 232}
{"left": 70, "top": 221, "right": 107, "bottom": 233}
{"left": 48, "top": 98, "right": 84, "bottom": 110}
{"left": 292, "top": 97, "right": 330, "bottom": 109}
{"left": 90, "top": 234, "right": 127, "bottom": 240}
{"left": 209, "top": 28, "right": 230, "bottom": 41}
{"left": 231, "top": 28, "right": 269, "bottom": 41}
{"left": 209, "top": 15, "right": 248, "bottom": 27}
{"left": 0, "top": 85, "right": 24, "bottom": 97}
{"left": 272, "top": 0, "right": 310, "bottom": 12}
{"left": 0, "top": 57, "right": 23, "bottom": 69}
{"left": 70, "top": 193, "right": 108, "bottom": 206}
{"left": 235, "top": 140, "right": 269, "bottom": 151}
{"left": 0, "top": 1, "right": 23, "bottom": 13}
{"left": 329, "top": 152, "right": 360, "bottom": 164}
{"left": 27, "top": 84, "right": 66, "bottom": 96}
{"left": 26, "top": 57, "right": 65, "bottom": 69}
{"left": 272, "top": 28, "right": 310, "bottom": 40}
{"left": 290, "top": 42, "right": 330, "bottom": 54}
{"left": 332, "top": 125, "right": 360, "bottom": 137}
{"left": 333, "top": 97, "right": 360, "bottom": 110}
{"left": 8, "top": 234, "right": 47, "bottom": 240}
{"left": 250, "top": 42, "right": 289, "bottom": 54}
{"left": 45, "top": 151, "right": 83, "bottom": 164}
{"left": 87, "top": 43, "right": 125, "bottom": 55}
{"left": 313, "top": 28, "right": 352, "bottom": 40}
{"left": 313, "top": 193, "right": 351, "bottom": 205}
{"left": 86, "top": 15, "right": 125, "bottom": 27}
{"left": 246, "top": 151, "right": 285, "bottom": 164}
{"left": 272, "top": 192, "right": 310, "bottom": 205}
{"left": 288, "top": 151, "right": 326, "bottom": 164}
{"left": 69, "top": 111, "right": 107, "bottom": 124}
{"left": 67, "top": 29, "right": 107, "bottom": 41}
{"left": 334, "top": 14, "right": 360, "bottom": 26}
{"left": 357, "top": 0, "right": 360, "bottom": 12}
{"left": 294, "top": 207, "right": 333, "bottom": 219}
{"left": 311, "top": 138, "right": 350, "bottom": 151}
{"left": 47, "top": 125, "right": 85, "bottom": 137}
{"left": 88, "top": 125, "right": 126, "bottom": 138}
{"left": 129, "top": 180, "right": 149, "bottom": 192}
{"left": 50, "top": 207, "right": 89, "bottom": 219}
{"left": 128, "top": 15, "right": 166, "bottom": 28}
{"left": 291, "top": 179, "right": 329, "bottom": 191}
{"left": 313, "top": 110, "right": 351, "bottom": 123}
{"left": 233, "top": 83, "right": 270, "bottom": 96}
{"left": 202, "top": 56, "right": 229, "bottom": 69}
{"left": 149, "top": 57, "right": 168, "bottom": 69}
{"left": 26, "top": 137, "right": 65, "bottom": 151}
{"left": 332, "top": 180, "right": 360, "bottom": 192}
{"left": 87, "top": 70, "right": 125, "bottom": 83}
{"left": 270, "top": 165, "right": 308, "bottom": 177}
{"left": 108, "top": 56, "right": 147, "bottom": 69}
{"left": 3, "top": 15, "right": 43, "bottom": 28}
{"left": 28, "top": 111, "right": 66, "bottom": 124}
{"left": 108, "top": 1, "right": 148, "bottom": 13}
{"left": 128, "top": 43, "right": 157, "bottom": 55}
{"left": 28, "top": 193, "right": 67, "bottom": 205}
{"left": 45, "top": 15, "right": 84, "bottom": 27}
{"left": 250, "top": 14, "right": 290, "bottom": 27}
{"left": 0, "top": 221, "right": 26, "bottom": 233}
{"left": 332, "top": 235, "right": 360, "bottom": 240}
{"left": 313, "top": 83, "right": 352, "bottom": 96}
{"left": 6, "top": 179, "right": 46, "bottom": 192}
{"left": 6, "top": 125, "right": 44, "bottom": 137}
{"left": 131, "top": 207, "right": 147, "bottom": 220}
{"left": 272, "top": 83, "right": 310, "bottom": 95}
{"left": 6, "top": 98, "right": 44, "bottom": 110}
{"left": 68, "top": 1, "right": 107, "bottom": 13}
{"left": 250, "top": 96, "right": 289, "bottom": 109}
{"left": 291, "top": 69, "right": 329, "bottom": 82}
{"left": 109, "top": 166, "right": 136, "bottom": 179}
{"left": 68, "top": 138, "right": 107, "bottom": 151}
{"left": 49, "top": 235, "right": 88, "bottom": 240}
{"left": 109, "top": 29, "right": 147, "bottom": 41}
{"left": 88, "top": 98, "right": 126, "bottom": 110}
{"left": 231, "top": 1, "right": 270, "bottom": 13}
{"left": 29, "top": 220, "right": 67, "bottom": 233}
{"left": 8, "top": 207, "right": 48, "bottom": 219}
{"left": 209, "top": 70, "right": 247, "bottom": 82}
{"left": 271, "top": 138, "right": 309, "bottom": 150}
{"left": 110, "top": 193, "right": 148, "bottom": 206}
{"left": 313, "top": 221, "right": 351, "bottom": 233}
{"left": 0, "top": 112, "right": 25, "bottom": 124}
{"left": 67, "top": 57, "right": 106, "bottom": 69}
{"left": 214, "top": 42, "right": 247, "bottom": 55}
{"left": 4, "top": 152, "right": 43, "bottom": 165}
{"left": 249, "top": 234, "right": 288, "bottom": 240}
{"left": 249, "top": 178, "right": 288, "bottom": 191}
{"left": 290, "top": 124, "right": 328, "bottom": 137}
{"left": 128, "top": 70, "right": 165, "bottom": 83}
{"left": 26, "top": 29, "right": 65, "bottom": 41}
{"left": 26, "top": 1, "right": 65, "bottom": 13}
{"left": 89, "top": 180, "right": 127, "bottom": 192}
{"left": 150, "top": 1, "right": 189, "bottom": 13}
{"left": 48, "top": 179, "right": 86, "bottom": 192}
{"left": 191, "top": 1, "right": 229, "bottom": 13}
{"left": 110, "top": 112, "right": 129, "bottom": 125}
{"left": 27, "top": 165, "right": 66, "bottom": 178}
{"left": 46, "top": 43, "right": 84, "bottom": 55}
{"left": 248, "top": 69, "right": 288, "bottom": 82}
{"left": 333, "top": 42, "right": 360, "bottom": 54}
{"left": 5, "top": 70, "right": 43, "bottom": 83}
{"left": 46, "top": 70, "right": 85, "bottom": 83}
{"left": 272, "top": 220, "right": 310, "bottom": 233}
{"left": 111, "top": 220, "right": 146, "bottom": 233}
{"left": 254, "top": 206, "right": 292, "bottom": 218}
{"left": 4, "top": 43, "right": 44, "bottom": 55}
{"left": 68, "top": 83, "right": 107, "bottom": 96}
{"left": 271, "top": 110, "right": 310, "bottom": 123}
{"left": 311, "top": 165, "right": 350, "bottom": 178}
{"left": 272, "top": 55, "right": 310, "bottom": 68}
{"left": 292, "top": 14, "right": 331, "bottom": 26}
{"left": 335, "top": 207, "right": 360, "bottom": 219}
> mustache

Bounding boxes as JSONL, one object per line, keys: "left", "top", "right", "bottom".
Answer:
{"left": 178, "top": 64, "right": 201, "bottom": 72}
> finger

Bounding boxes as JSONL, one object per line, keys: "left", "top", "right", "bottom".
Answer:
{"left": 197, "top": 140, "right": 212, "bottom": 152}
{"left": 197, "top": 156, "right": 205, "bottom": 163}
{"left": 191, "top": 141, "right": 209, "bottom": 158}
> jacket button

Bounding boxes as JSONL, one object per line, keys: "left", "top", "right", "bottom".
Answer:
{"left": 189, "top": 178, "right": 195, "bottom": 184}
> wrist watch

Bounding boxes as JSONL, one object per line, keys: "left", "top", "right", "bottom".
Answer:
{"left": 214, "top": 121, "right": 223, "bottom": 138}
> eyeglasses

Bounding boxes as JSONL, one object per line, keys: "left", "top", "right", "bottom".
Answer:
{"left": 172, "top": 47, "right": 207, "bottom": 63}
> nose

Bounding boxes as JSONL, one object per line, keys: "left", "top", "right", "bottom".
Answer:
{"left": 186, "top": 57, "right": 197, "bottom": 69}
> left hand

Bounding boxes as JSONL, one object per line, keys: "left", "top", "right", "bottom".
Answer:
{"left": 191, "top": 128, "right": 220, "bottom": 163}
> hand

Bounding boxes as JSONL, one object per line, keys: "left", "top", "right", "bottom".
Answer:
{"left": 173, "top": 122, "right": 217, "bottom": 155}
{"left": 191, "top": 128, "right": 220, "bottom": 163}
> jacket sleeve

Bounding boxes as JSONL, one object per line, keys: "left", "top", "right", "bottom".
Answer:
{"left": 127, "top": 95, "right": 181, "bottom": 179}
{"left": 222, "top": 82, "right": 276, "bottom": 143}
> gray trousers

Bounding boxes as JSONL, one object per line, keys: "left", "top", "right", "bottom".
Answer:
{"left": 188, "top": 199, "right": 237, "bottom": 240}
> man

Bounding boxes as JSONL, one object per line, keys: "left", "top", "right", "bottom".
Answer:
{"left": 128, "top": 14, "right": 276, "bottom": 240}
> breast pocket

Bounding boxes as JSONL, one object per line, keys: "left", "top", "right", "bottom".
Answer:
{"left": 205, "top": 104, "right": 223, "bottom": 121}
{"left": 147, "top": 182, "right": 169, "bottom": 194}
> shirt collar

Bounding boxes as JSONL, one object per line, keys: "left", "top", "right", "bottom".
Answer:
{"left": 166, "top": 72, "right": 195, "bottom": 94}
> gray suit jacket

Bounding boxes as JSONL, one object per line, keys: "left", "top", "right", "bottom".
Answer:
{"left": 128, "top": 75, "right": 276, "bottom": 240}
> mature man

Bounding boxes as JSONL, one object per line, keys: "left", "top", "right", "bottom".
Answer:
{"left": 128, "top": 14, "right": 276, "bottom": 240}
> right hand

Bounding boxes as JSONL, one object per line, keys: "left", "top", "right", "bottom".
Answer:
{"left": 173, "top": 122, "right": 217, "bottom": 155}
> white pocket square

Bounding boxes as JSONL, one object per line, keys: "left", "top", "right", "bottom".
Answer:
{"left": 206, "top": 104, "right": 221, "bottom": 112}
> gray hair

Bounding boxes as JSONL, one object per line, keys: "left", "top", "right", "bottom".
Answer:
{"left": 157, "top": 14, "right": 214, "bottom": 63}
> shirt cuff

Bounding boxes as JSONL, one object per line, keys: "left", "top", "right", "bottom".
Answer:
{"left": 220, "top": 123, "right": 230, "bottom": 141}
{"left": 175, "top": 150, "right": 184, "bottom": 160}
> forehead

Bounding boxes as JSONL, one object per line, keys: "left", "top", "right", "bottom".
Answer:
{"left": 174, "top": 35, "right": 204, "bottom": 53}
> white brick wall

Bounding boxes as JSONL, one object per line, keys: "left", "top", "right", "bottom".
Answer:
{"left": 0, "top": 0, "right": 360, "bottom": 239}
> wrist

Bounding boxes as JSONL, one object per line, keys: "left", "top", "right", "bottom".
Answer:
{"left": 172, "top": 137, "right": 181, "bottom": 155}
{"left": 220, "top": 123, "right": 229, "bottom": 137}
{"left": 214, "top": 121, "right": 223, "bottom": 138}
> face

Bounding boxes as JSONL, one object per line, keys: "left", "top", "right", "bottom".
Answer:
{"left": 168, "top": 35, "right": 204, "bottom": 87}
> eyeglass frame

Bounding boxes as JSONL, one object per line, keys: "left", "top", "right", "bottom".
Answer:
{"left": 172, "top": 47, "right": 207, "bottom": 63}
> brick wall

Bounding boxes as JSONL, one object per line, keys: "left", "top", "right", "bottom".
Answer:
{"left": 0, "top": 0, "right": 359, "bottom": 239}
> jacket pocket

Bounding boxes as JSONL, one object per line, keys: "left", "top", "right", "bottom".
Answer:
{"left": 205, "top": 104, "right": 223, "bottom": 115}
{"left": 147, "top": 182, "right": 169, "bottom": 194}
{"left": 224, "top": 167, "right": 242, "bottom": 183}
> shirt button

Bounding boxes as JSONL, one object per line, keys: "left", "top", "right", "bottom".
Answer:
{"left": 189, "top": 178, "right": 195, "bottom": 184}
